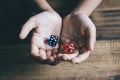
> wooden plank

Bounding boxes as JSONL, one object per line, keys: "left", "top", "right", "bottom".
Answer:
{"left": 96, "top": 0, "right": 120, "bottom": 10}
{"left": 91, "top": 9, "right": 120, "bottom": 40}
{"left": 0, "top": 40, "right": 120, "bottom": 80}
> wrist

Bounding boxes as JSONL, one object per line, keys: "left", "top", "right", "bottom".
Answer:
{"left": 71, "top": 10, "right": 89, "bottom": 17}
{"left": 71, "top": 0, "right": 103, "bottom": 17}
{"left": 70, "top": 11, "right": 88, "bottom": 18}
{"left": 43, "top": 10, "right": 62, "bottom": 22}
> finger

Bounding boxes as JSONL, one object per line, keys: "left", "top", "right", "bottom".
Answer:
{"left": 57, "top": 45, "right": 67, "bottom": 60}
{"left": 45, "top": 43, "right": 59, "bottom": 50}
{"left": 46, "top": 50, "right": 58, "bottom": 64}
{"left": 39, "top": 49, "right": 47, "bottom": 60}
{"left": 57, "top": 45, "right": 64, "bottom": 59}
{"left": 58, "top": 53, "right": 63, "bottom": 60}
{"left": 30, "top": 43, "right": 39, "bottom": 57}
{"left": 47, "top": 49, "right": 59, "bottom": 64}
{"left": 31, "top": 36, "right": 46, "bottom": 49}
{"left": 46, "top": 48, "right": 60, "bottom": 65}
{"left": 19, "top": 17, "right": 36, "bottom": 39}
{"left": 46, "top": 50, "right": 52, "bottom": 57}
{"left": 46, "top": 56, "right": 60, "bottom": 65}
{"left": 62, "top": 50, "right": 79, "bottom": 61}
{"left": 71, "top": 49, "right": 90, "bottom": 64}
{"left": 46, "top": 49, "right": 58, "bottom": 60}
{"left": 52, "top": 49, "right": 58, "bottom": 58}
{"left": 46, "top": 56, "right": 55, "bottom": 63}
{"left": 86, "top": 23, "right": 96, "bottom": 51}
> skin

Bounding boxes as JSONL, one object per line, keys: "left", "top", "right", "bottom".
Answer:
{"left": 59, "top": 13, "right": 96, "bottom": 64}
{"left": 59, "top": 0, "right": 103, "bottom": 64}
{"left": 19, "top": 11, "right": 62, "bottom": 64}
{"left": 19, "top": 0, "right": 102, "bottom": 64}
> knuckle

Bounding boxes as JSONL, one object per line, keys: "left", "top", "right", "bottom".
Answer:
{"left": 71, "top": 59, "right": 76, "bottom": 64}
{"left": 40, "top": 56, "right": 47, "bottom": 60}
{"left": 30, "top": 51, "right": 38, "bottom": 57}
{"left": 62, "top": 55, "right": 68, "bottom": 60}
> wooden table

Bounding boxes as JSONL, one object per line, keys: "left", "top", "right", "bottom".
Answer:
{"left": 0, "top": 40, "right": 120, "bottom": 80}
{"left": 0, "top": 0, "right": 120, "bottom": 80}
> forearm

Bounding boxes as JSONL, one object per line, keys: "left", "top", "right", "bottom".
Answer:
{"left": 35, "top": 0, "right": 54, "bottom": 12}
{"left": 73, "top": 0, "right": 103, "bottom": 16}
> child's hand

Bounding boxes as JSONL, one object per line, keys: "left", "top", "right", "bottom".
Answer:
{"left": 19, "top": 11, "right": 62, "bottom": 64}
{"left": 59, "top": 13, "right": 96, "bottom": 64}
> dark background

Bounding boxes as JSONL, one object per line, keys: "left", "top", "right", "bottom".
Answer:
{"left": 1, "top": 0, "right": 120, "bottom": 44}
{"left": 0, "top": 0, "right": 31, "bottom": 45}
{"left": 0, "top": 0, "right": 80, "bottom": 45}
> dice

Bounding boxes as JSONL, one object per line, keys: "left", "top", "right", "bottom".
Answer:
{"left": 62, "top": 41, "right": 76, "bottom": 54}
{"left": 47, "top": 35, "right": 58, "bottom": 47}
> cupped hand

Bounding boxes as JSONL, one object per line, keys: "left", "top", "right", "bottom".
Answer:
{"left": 59, "top": 13, "right": 96, "bottom": 64}
{"left": 19, "top": 11, "right": 62, "bottom": 64}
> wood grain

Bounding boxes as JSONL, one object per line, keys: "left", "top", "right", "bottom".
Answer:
{"left": 0, "top": 0, "right": 120, "bottom": 80}
{"left": 0, "top": 40, "right": 120, "bottom": 80}
{"left": 96, "top": 0, "right": 120, "bottom": 10}
{"left": 91, "top": 9, "right": 120, "bottom": 40}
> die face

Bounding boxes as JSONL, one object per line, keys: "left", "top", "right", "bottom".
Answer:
{"left": 50, "top": 35, "right": 58, "bottom": 41}
{"left": 47, "top": 35, "right": 58, "bottom": 47}
{"left": 62, "top": 42, "right": 76, "bottom": 54}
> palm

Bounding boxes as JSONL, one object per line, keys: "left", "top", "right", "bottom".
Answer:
{"left": 32, "top": 11, "right": 61, "bottom": 50}
{"left": 20, "top": 11, "right": 62, "bottom": 63}
{"left": 60, "top": 13, "right": 96, "bottom": 63}
{"left": 62, "top": 14, "right": 87, "bottom": 48}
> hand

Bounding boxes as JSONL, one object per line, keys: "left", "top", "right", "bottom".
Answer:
{"left": 59, "top": 13, "right": 96, "bottom": 64}
{"left": 19, "top": 11, "right": 62, "bottom": 64}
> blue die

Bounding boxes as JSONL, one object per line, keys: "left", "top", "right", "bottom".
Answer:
{"left": 47, "top": 35, "right": 58, "bottom": 47}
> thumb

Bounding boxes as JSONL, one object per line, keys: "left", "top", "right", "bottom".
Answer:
{"left": 86, "top": 23, "right": 96, "bottom": 51}
{"left": 19, "top": 16, "right": 36, "bottom": 39}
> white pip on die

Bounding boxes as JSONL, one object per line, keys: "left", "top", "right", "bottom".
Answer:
{"left": 47, "top": 35, "right": 58, "bottom": 47}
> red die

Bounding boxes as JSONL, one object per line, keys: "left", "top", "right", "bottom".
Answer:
{"left": 62, "top": 41, "right": 76, "bottom": 54}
